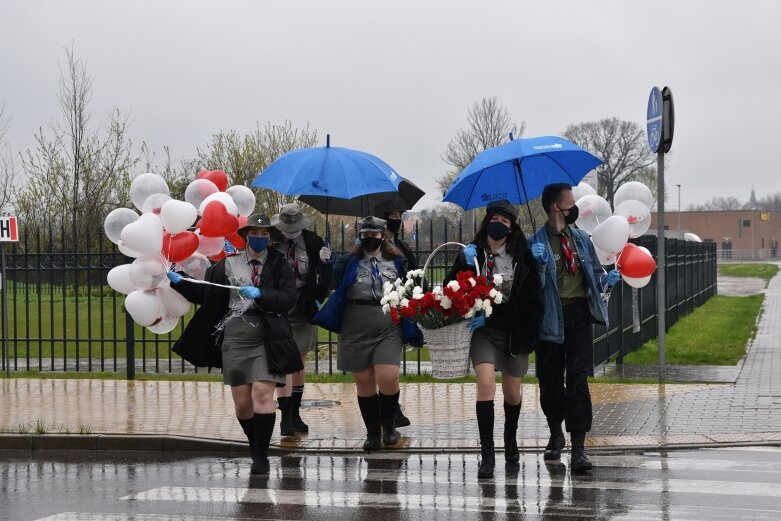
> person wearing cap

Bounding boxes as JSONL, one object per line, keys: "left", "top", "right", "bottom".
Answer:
{"left": 167, "top": 213, "right": 297, "bottom": 477}
{"left": 444, "top": 199, "right": 543, "bottom": 479}
{"left": 314, "top": 216, "right": 423, "bottom": 452}
{"left": 270, "top": 203, "right": 333, "bottom": 437}
{"left": 529, "top": 183, "right": 620, "bottom": 475}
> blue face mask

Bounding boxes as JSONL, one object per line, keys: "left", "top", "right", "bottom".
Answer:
{"left": 247, "top": 236, "right": 270, "bottom": 252}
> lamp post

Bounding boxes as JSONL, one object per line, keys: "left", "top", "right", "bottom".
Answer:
{"left": 676, "top": 184, "right": 681, "bottom": 232}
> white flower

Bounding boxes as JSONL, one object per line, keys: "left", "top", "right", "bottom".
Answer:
{"left": 400, "top": 298, "right": 410, "bottom": 308}
{"left": 446, "top": 280, "right": 460, "bottom": 291}
{"left": 439, "top": 296, "right": 452, "bottom": 309}
{"left": 493, "top": 274, "right": 503, "bottom": 285}
{"left": 388, "top": 291, "right": 400, "bottom": 303}
{"left": 468, "top": 277, "right": 476, "bottom": 287}
{"left": 412, "top": 286, "right": 424, "bottom": 299}
{"left": 494, "top": 292, "right": 503, "bottom": 304}
{"left": 473, "top": 299, "right": 484, "bottom": 311}
{"left": 489, "top": 288, "right": 499, "bottom": 299}
{"left": 380, "top": 295, "right": 389, "bottom": 305}
{"left": 383, "top": 281, "right": 394, "bottom": 293}
{"left": 404, "top": 278, "right": 415, "bottom": 289}
{"left": 464, "top": 309, "right": 475, "bottom": 319}
{"left": 483, "top": 303, "right": 493, "bottom": 318}
{"left": 412, "top": 269, "right": 425, "bottom": 278}
{"left": 382, "top": 304, "right": 391, "bottom": 314}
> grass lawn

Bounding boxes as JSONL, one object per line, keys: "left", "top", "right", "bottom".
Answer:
{"left": 719, "top": 263, "right": 779, "bottom": 281}
{"left": 622, "top": 294, "right": 763, "bottom": 365}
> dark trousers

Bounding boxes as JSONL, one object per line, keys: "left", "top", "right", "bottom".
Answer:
{"left": 535, "top": 300, "right": 593, "bottom": 433}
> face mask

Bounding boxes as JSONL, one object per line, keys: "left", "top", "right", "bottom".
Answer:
{"left": 360, "top": 236, "right": 383, "bottom": 253}
{"left": 485, "top": 221, "right": 511, "bottom": 241}
{"left": 386, "top": 219, "right": 401, "bottom": 234}
{"left": 560, "top": 204, "right": 579, "bottom": 225}
{"left": 282, "top": 230, "right": 302, "bottom": 240}
{"left": 247, "top": 236, "right": 270, "bottom": 252}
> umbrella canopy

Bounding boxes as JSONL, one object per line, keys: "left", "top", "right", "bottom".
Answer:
{"left": 442, "top": 135, "right": 603, "bottom": 211}
{"left": 299, "top": 178, "right": 424, "bottom": 217}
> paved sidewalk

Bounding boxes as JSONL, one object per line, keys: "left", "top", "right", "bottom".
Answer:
{"left": 2, "top": 273, "right": 781, "bottom": 452}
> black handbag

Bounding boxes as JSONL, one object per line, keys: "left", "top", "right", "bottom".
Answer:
{"left": 260, "top": 311, "right": 304, "bottom": 376}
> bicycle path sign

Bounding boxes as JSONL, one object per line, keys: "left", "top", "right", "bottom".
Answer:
{"left": 647, "top": 86, "right": 663, "bottom": 153}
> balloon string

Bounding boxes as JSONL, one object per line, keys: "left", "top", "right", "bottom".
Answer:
{"left": 177, "top": 278, "right": 243, "bottom": 290}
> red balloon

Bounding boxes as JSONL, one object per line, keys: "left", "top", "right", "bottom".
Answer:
{"left": 199, "top": 201, "right": 239, "bottom": 238}
{"left": 208, "top": 250, "right": 226, "bottom": 262}
{"left": 227, "top": 231, "right": 245, "bottom": 249}
{"left": 162, "top": 231, "right": 199, "bottom": 263}
{"left": 197, "top": 169, "right": 229, "bottom": 192}
{"left": 617, "top": 243, "right": 657, "bottom": 278}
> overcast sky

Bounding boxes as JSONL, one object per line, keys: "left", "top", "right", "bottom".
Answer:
{"left": 1, "top": 0, "right": 779, "bottom": 211}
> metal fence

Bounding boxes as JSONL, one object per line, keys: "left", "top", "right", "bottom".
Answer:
{"left": 0, "top": 221, "right": 717, "bottom": 378}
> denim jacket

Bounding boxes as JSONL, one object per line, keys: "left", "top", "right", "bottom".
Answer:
{"left": 529, "top": 226, "right": 609, "bottom": 344}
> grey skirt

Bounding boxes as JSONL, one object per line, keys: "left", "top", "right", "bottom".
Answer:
{"left": 338, "top": 303, "right": 402, "bottom": 372}
{"left": 470, "top": 326, "right": 529, "bottom": 377}
{"left": 221, "top": 314, "right": 286, "bottom": 386}
{"left": 289, "top": 307, "right": 316, "bottom": 354}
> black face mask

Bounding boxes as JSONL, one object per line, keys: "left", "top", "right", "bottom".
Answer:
{"left": 485, "top": 221, "right": 511, "bottom": 241}
{"left": 386, "top": 218, "right": 401, "bottom": 234}
{"left": 560, "top": 204, "right": 579, "bottom": 225}
{"left": 360, "top": 236, "right": 383, "bottom": 253}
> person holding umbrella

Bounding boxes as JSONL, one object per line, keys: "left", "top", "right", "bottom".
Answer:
{"left": 529, "top": 184, "right": 620, "bottom": 474}
{"left": 167, "top": 214, "right": 297, "bottom": 476}
{"left": 270, "top": 203, "right": 333, "bottom": 437}
{"left": 314, "top": 216, "right": 422, "bottom": 451}
{"left": 444, "top": 200, "right": 542, "bottom": 479}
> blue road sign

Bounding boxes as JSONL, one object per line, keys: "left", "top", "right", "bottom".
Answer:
{"left": 647, "top": 87, "right": 663, "bottom": 153}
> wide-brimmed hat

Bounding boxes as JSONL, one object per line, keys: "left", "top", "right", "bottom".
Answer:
{"left": 486, "top": 199, "right": 518, "bottom": 222}
{"left": 357, "top": 215, "right": 387, "bottom": 233}
{"left": 238, "top": 213, "right": 273, "bottom": 235}
{"left": 270, "top": 203, "right": 312, "bottom": 233}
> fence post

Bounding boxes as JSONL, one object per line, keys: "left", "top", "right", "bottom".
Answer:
{"left": 125, "top": 309, "right": 135, "bottom": 380}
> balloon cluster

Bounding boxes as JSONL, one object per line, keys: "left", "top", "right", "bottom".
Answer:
{"left": 572, "top": 181, "right": 657, "bottom": 288}
{"left": 104, "top": 170, "right": 256, "bottom": 334}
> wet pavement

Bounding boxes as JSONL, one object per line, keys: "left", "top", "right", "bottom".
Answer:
{"left": 2, "top": 448, "right": 781, "bottom": 520}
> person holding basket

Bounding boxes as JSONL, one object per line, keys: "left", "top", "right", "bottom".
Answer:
{"left": 314, "top": 216, "right": 423, "bottom": 451}
{"left": 444, "top": 200, "right": 543, "bottom": 479}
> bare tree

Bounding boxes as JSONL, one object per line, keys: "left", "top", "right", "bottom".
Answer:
{"left": 564, "top": 117, "right": 656, "bottom": 209}
{"left": 687, "top": 196, "right": 744, "bottom": 211}
{"left": 756, "top": 193, "right": 781, "bottom": 212}
{"left": 437, "top": 97, "right": 526, "bottom": 195}
{"left": 0, "top": 106, "right": 17, "bottom": 213}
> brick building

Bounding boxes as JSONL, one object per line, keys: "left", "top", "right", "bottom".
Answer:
{"left": 650, "top": 210, "right": 781, "bottom": 259}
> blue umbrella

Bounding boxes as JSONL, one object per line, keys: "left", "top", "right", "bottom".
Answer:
{"left": 443, "top": 135, "right": 602, "bottom": 220}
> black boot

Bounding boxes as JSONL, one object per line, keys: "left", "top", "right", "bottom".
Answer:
{"left": 476, "top": 400, "right": 495, "bottom": 479}
{"left": 379, "top": 391, "right": 401, "bottom": 446}
{"left": 358, "top": 394, "right": 382, "bottom": 451}
{"left": 277, "top": 397, "right": 295, "bottom": 436}
{"left": 544, "top": 420, "right": 566, "bottom": 461}
{"left": 291, "top": 386, "right": 309, "bottom": 433}
{"left": 394, "top": 403, "right": 411, "bottom": 428}
{"left": 237, "top": 416, "right": 254, "bottom": 456}
{"left": 503, "top": 401, "right": 521, "bottom": 466}
{"left": 570, "top": 432, "right": 593, "bottom": 474}
{"left": 250, "top": 412, "right": 276, "bottom": 476}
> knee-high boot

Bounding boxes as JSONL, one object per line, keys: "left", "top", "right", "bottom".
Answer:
{"left": 378, "top": 391, "right": 401, "bottom": 446}
{"left": 277, "top": 396, "right": 295, "bottom": 436}
{"left": 476, "top": 400, "right": 495, "bottom": 479}
{"left": 503, "top": 401, "right": 521, "bottom": 465}
{"left": 357, "top": 394, "right": 382, "bottom": 451}
{"left": 291, "top": 385, "right": 309, "bottom": 433}
{"left": 250, "top": 412, "right": 276, "bottom": 476}
{"left": 237, "top": 416, "right": 254, "bottom": 456}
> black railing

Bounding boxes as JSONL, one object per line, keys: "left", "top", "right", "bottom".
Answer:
{"left": 0, "top": 221, "right": 717, "bottom": 378}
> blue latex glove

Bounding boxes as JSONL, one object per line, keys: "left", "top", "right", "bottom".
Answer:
{"left": 167, "top": 271, "right": 182, "bottom": 285}
{"left": 463, "top": 244, "right": 477, "bottom": 266}
{"left": 606, "top": 269, "right": 621, "bottom": 287}
{"left": 468, "top": 313, "right": 485, "bottom": 332}
{"left": 239, "top": 286, "right": 261, "bottom": 299}
{"left": 531, "top": 242, "right": 547, "bottom": 263}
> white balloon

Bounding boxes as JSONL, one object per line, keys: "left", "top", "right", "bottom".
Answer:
{"left": 158, "top": 282, "right": 191, "bottom": 317}
{"left": 591, "top": 215, "right": 630, "bottom": 254}
{"left": 226, "top": 185, "right": 256, "bottom": 217}
{"left": 594, "top": 244, "right": 617, "bottom": 266}
{"left": 623, "top": 274, "right": 652, "bottom": 288}
{"left": 130, "top": 173, "right": 170, "bottom": 211}
{"left": 184, "top": 179, "right": 219, "bottom": 211}
{"left": 104, "top": 208, "right": 139, "bottom": 245}
{"left": 176, "top": 252, "right": 211, "bottom": 280}
{"left": 614, "top": 181, "right": 654, "bottom": 210}
{"left": 125, "top": 290, "right": 163, "bottom": 326}
{"left": 613, "top": 199, "right": 651, "bottom": 238}
{"left": 196, "top": 231, "right": 225, "bottom": 257}
{"left": 107, "top": 264, "right": 136, "bottom": 294}
{"left": 117, "top": 240, "right": 143, "bottom": 258}
{"left": 684, "top": 232, "right": 703, "bottom": 242}
{"left": 199, "top": 192, "right": 238, "bottom": 216}
{"left": 141, "top": 193, "right": 171, "bottom": 214}
{"left": 160, "top": 199, "right": 198, "bottom": 234}
{"left": 129, "top": 257, "right": 168, "bottom": 291}
{"left": 147, "top": 315, "right": 180, "bottom": 335}
{"left": 575, "top": 194, "right": 612, "bottom": 235}
{"left": 120, "top": 213, "right": 164, "bottom": 257}
{"left": 572, "top": 182, "right": 596, "bottom": 201}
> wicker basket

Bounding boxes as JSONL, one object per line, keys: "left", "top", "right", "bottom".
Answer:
{"left": 420, "top": 320, "right": 472, "bottom": 379}
{"left": 419, "top": 242, "right": 476, "bottom": 379}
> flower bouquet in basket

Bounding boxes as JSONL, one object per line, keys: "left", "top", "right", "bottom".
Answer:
{"left": 381, "top": 269, "right": 504, "bottom": 378}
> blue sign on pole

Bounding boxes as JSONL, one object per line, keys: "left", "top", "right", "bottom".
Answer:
{"left": 647, "top": 86, "right": 663, "bottom": 153}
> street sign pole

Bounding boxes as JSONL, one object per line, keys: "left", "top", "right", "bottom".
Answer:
{"left": 1, "top": 243, "right": 7, "bottom": 377}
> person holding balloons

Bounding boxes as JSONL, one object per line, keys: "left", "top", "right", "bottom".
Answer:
{"left": 529, "top": 183, "right": 620, "bottom": 475}
{"left": 167, "top": 213, "right": 297, "bottom": 477}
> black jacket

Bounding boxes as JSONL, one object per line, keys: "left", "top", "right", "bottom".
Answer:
{"left": 392, "top": 234, "right": 418, "bottom": 271}
{"left": 171, "top": 249, "right": 297, "bottom": 368}
{"left": 444, "top": 246, "right": 543, "bottom": 356}
{"left": 295, "top": 229, "right": 333, "bottom": 322}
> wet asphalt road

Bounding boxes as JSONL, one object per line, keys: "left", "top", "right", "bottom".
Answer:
{"left": 2, "top": 447, "right": 781, "bottom": 520}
